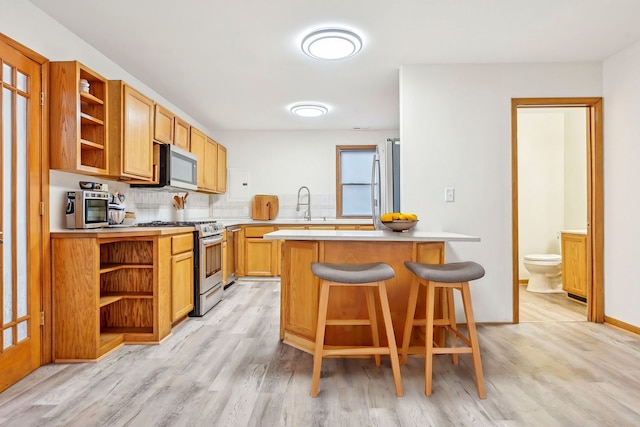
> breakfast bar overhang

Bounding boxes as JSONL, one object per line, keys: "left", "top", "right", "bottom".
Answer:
{"left": 264, "top": 229, "right": 480, "bottom": 354}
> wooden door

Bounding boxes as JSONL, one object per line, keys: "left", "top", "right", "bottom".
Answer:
{"left": 174, "top": 116, "right": 190, "bottom": 151}
{"left": 0, "top": 36, "right": 44, "bottom": 392}
{"left": 216, "top": 143, "right": 227, "bottom": 193}
{"left": 171, "top": 251, "right": 194, "bottom": 322}
{"left": 204, "top": 137, "right": 217, "bottom": 191}
{"left": 154, "top": 104, "right": 174, "bottom": 145}
{"left": 122, "top": 85, "right": 153, "bottom": 179}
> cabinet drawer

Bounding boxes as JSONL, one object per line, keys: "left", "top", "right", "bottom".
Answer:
{"left": 244, "top": 226, "right": 276, "bottom": 238}
{"left": 172, "top": 233, "right": 194, "bottom": 254}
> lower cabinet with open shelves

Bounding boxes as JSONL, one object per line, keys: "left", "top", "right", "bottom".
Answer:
{"left": 52, "top": 233, "right": 191, "bottom": 361}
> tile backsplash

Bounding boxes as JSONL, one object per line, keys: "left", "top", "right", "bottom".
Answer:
{"left": 51, "top": 170, "right": 338, "bottom": 228}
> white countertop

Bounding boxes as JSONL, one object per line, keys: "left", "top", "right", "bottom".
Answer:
{"left": 263, "top": 229, "right": 480, "bottom": 242}
{"left": 561, "top": 229, "right": 587, "bottom": 235}
{"left": 215, "top": 218, "right": 372, "bottom": 227}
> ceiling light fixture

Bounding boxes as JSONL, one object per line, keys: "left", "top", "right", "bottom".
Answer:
{"left": 301, "top": 28, "right": 363, "bottom": 60}
{"left": 290, "top": 104, "right": 329, "bottom": 117}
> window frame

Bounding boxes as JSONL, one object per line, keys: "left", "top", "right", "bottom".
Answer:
{"left": 335, "top": 145, "right": 376, "bottom": 218}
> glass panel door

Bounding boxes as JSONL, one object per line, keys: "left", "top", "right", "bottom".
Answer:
{"left": 1, "top": 37, "right": 42, "bottom": 392}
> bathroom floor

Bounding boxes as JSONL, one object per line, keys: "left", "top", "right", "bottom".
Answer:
{"left": 519, "top": 285, "right": 586, "bottom": 322}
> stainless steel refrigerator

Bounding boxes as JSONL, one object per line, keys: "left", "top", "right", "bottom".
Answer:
{"left": 372, "top": 138, "right": 401, "bottom": 230}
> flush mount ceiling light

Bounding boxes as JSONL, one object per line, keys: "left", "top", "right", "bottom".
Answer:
{"left": 301, "top": 28, "right": 363, "bottom": 60}
{"left": 290, "top": 104, "right": 329, "bottom": 117}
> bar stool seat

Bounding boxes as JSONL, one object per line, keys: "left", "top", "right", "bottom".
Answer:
{"left": 401, "top": 261, "right": 486, "bottom": 399}
{"left": 310, "top": 262, "right": 403, "bottom": 397}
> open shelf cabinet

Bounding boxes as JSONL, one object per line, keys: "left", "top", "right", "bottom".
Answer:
{"left": 50, "top": 61, "right": 109, "bottom": 175}
{"left": 52, "top": 236, "right": 170, "bottom": 362}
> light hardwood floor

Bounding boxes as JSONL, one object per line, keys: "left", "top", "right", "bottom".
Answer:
{"left": 519, "top": 285, "right": 586, "bottom": 323}
{"left": 1, "top": 280, "right": 639, "bottom": 426}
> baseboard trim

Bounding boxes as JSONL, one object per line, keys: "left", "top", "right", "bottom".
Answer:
{"left": 604, "top": 316, "right": 640, "bottom": 336}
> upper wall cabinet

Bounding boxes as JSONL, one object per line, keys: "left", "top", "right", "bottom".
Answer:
{"left": 154, "top": 103, "right": 191, "bottom": 151}
{"left": 50, "top": 61, "right": 109, "bottom": 175}
{"left": 216, "top": 143, "right": 227, "bottom": 193}
{"left": 188, "top": 128, "right": 227, "bottom": 194}
{"left": 108, "top": 81, "right": 154, "bottom": 181}
{"left": 174, "top": 116, "right": 190, "bottom": 151}
{"left": 154, "top": 104, "right": 174, "bottom": 145}
{"left": 189, "top": 126, "right": 207, "bottom": 190}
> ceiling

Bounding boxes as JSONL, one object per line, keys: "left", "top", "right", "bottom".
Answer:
{"left": 28, "top": 0, "right": 640, "bottom": 132}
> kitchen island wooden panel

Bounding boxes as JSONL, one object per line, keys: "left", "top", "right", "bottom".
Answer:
{"left": 267, "top": 230, "right": 478, "bottom": 355}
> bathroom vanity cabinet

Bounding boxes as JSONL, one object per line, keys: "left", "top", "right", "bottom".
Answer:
{"left": 561, "top": 232, "right": 587, "bottom": 300}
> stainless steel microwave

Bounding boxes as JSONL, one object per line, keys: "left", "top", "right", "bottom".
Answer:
{"left": 131, "top": 144, "right": 198, "bottom": 191}
{"left": 65, "top": 190, "right": 109, "bottom": 229}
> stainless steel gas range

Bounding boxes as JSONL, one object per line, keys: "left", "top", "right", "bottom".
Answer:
{"left": 137, "top": 220, "right": 225, "bottom": 316}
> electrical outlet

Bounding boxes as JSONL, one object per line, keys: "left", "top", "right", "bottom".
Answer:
{"left": 445, "top": 187, "right": 455, "bottom": 202}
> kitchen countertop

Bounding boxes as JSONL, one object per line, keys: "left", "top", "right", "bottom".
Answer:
{"left": 50, "top": 226, "right": 195, "bottom": 238}
{"left": 49, "top": 218, "right": 372, "bottom": 236}
{"left": 561, "top": 229, "right": 587, "bottom": 235}
{"left": 215, "top": 218, "right": 373, "bottom": 227}
{"left": 263, "top": 229, "right": 480, "bottom": 242}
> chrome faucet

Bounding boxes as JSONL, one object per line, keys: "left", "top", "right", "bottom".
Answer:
{"left": 296, "top": 186, "right": 311, "bottom": 221}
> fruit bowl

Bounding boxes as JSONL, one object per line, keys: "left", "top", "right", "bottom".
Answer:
{"left": 381, "top": 220, "right": 418, "bottom": 232}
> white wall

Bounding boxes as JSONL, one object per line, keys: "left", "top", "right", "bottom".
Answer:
{"left": 400, "top": 63, "right": 601, "bottom": 322}
{"left": 209, "top": 130, "right": 396, "bottom": 219}
{"left": 603, "top": 41, "right": 640, "bottom": 328}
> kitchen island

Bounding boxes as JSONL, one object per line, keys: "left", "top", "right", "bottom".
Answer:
{"left": 264, "top": 229, "right": 480, "bottom": 355}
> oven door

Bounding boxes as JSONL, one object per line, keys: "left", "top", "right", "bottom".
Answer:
{"left": 197, "top": 234, "right": 224, "bottom": 315}
{"left": 84, "top": 198, "right": 108, "bottom": 225}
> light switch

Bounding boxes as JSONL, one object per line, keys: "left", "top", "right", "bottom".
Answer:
{"left": 445, "top": 188, "right": 455, "bottom": 202}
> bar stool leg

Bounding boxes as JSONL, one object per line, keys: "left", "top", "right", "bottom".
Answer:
{"left": 365, "top": 287, "right": 381, "bottom": 366}
{"left": 377, "top": 281, "right": 404, "bottom": 397}
{"left": 445, "top": 287, "right": 459, "bottom": 365}
{"left": 424, "top": 282, "right": 436, "bottom": 396}
{"left": 460, "top": 281, "right": 486, "bottom": 399}
{"left": 311, "top": 280, "right": 331, "bottom": 397}
{"left": 400, "top": 277, "right": 419, "bottom": 365}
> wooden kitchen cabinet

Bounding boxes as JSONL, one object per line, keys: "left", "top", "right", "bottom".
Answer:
{"left": 562, "top": 232, "right": 588, "bottom": 300}
{"left": 204, "top": 137, "right": 218, "bottom": 191}
{"left": 154, "top": 104, "right": 174, "bottom": 145}
{"left": 216, "top": 143, "right": 227, "bottom": 193}
{"left": 108, "top": 80, "right": 154, "bottom": 180}
{"left": 238, "top": 226, "right": 278, "bottom": 276}
{"left": 154, "top": 103, "right": 191, "bottom": 151}
{"left": 174, "top": 116, "right": 190, "bottom": 150}
{"left": 238, "top": 223, "right": 377, "bottom": 277}
{"left": 189, "top": 127, "right": 226, "bottom": 194}
{"left": 50, "top": 61, "right": 109, "bottom": 175}
{"left": 52, "top": 236, "right": 171, "bottom": 361}
{"left": 189, "top": 126, "right": 207, "bottom": 189}
{"left": 169, "top": 233, "right": 194, "bottom": 322}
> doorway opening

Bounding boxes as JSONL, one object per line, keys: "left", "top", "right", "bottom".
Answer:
{"left": 511, "top": 98, "right": 603, "bottom": 324}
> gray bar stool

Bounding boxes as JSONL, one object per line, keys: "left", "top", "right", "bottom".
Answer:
{"left": 401, "top": 261, "right": 486, "bottom": 399}
{"left": 310, "top": 262, "right": 403, "bottom": 397}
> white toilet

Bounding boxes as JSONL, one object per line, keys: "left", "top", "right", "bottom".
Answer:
{"left": 524, "top": 254, "right": 563, "bottom": 293}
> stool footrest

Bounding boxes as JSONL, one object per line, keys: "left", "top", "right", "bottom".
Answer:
{"left": 409, "top": 319, "right": 452, "bottom": 327}
{"left": 432, "top": 347, "right": 473, "bottom": 355}
{"left": 323, "top": 346, "right": 391, "bottom": 357}
{"left": 325, "top": 319, "right": 372, "bottom": 326}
